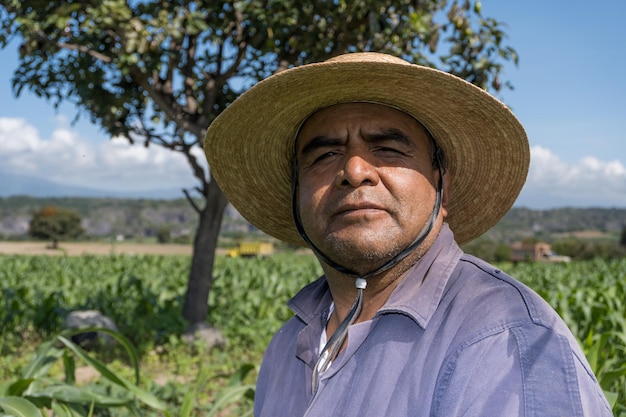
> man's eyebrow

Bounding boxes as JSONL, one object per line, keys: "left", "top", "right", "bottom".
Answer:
{"left": 297, "top": 128, "right": 413, "bottom": 157}
{"left": 298, "top": 135, "right": 344, "bottom": 157}
{"left": 361, "top": 128, "right": 413, "bottom": 146}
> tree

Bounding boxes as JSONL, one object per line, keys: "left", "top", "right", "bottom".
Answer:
{"left": 29, "top": 206, "right": 84, "bottom": 249}
{"left": 156, "top": 225, "right": 172, "bottom": 243}
{"left": 0, "top": 0, "right": 518, "bottom": 334}
{"left": 621, "top": 225, "right": 626, "bottom": 247}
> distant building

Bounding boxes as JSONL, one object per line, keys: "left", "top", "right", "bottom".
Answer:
{"left": 510, "top": 242, "right": 571, "bottom": 263}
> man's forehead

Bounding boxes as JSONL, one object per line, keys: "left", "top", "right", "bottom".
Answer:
{"left": 295, "top": 103, "right": 431, "bottom": 151}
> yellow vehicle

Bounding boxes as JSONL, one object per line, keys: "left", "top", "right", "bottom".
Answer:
{"left": 227, "top": 241, "right": 274, "bottom": 258}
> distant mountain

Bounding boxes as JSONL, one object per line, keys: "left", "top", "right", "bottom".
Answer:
{"left": 478, "top": 206, "right": 625, "bottom": 245}
{"left": 1, "top": 193, "right": 624, "bottom": 243}
{"left": 0, "top": 171, "right": 187, "bottom": 199}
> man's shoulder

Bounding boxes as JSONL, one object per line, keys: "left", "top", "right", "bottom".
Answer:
{"left": 449, "top": 254, "right": 562, "bottom": 330}
{"left": 443, "top": 254, "right": 591, "bottom": 374}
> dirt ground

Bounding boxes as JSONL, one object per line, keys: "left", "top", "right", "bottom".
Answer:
{"left": 0, "top": 241, "right": 194, "bottom": 256}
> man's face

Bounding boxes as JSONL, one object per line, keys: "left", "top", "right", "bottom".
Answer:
{"left": 295, "top": 102, "right": 447, "bottom": 273}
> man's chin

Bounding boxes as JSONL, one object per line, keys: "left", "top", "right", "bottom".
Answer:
{"left": 318, "top": 235, "right": 404, "bottom": 272}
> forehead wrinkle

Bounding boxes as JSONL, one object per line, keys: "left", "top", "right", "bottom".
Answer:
{"left": 295, "top": 104, "right": 429, "bottom": 159}
{"left": 297, "top": 126, "right": 419, "bottom": 159}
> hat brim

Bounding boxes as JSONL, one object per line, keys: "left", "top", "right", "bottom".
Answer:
{"left": 204, "top": 56, "right": 529, "bottom": 246}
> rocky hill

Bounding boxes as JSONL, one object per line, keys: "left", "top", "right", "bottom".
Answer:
{"left": 485, "top": 206, "right": 626, "bottom": 243}
{"left": 1, "top": 196, "right": 624, "bottom": 243}
{"left": 0, "top": 196, "right": 251, "bottom": 241}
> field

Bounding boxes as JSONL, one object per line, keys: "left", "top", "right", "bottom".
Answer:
{"left": 0, "top": 245, "right": 624, "bottom": 416}
{"left": 0, "top": 241, "right": 194, "bottom": 256}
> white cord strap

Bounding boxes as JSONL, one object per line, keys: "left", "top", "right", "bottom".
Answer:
{"left": 311, "top": 278, "right": 367, "bottom": 395}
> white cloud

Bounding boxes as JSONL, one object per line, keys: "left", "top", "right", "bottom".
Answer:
{"left": 1, "top": 117, "right": 624, "bottom": 208}
{"left": 0, "top": 117, "right": 204, "bottom": 193}
{"left": 517, "top": 146, "right": 626, "bottom": 208}
{"left": 0, "top": 118, "right": 41, "bottom": 152}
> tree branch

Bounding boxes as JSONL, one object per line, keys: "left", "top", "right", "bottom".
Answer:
{"left": 36, "top": 30, "right": 112, "bottom": 63}
{"left": 183, "top": 188, "right": 202, "bottom": 214}
{"left": 129, "top": 119, "right": 208, "bottom": 190}
{"left": 181, "top": 142, "right": 209, "bottom": 191}
{"left": 183, "top": 34, "right": 199, "bottom": 115}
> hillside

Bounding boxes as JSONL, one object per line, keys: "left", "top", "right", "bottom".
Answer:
{"left": 0, "top": 196, "right": 624, "bottom": 243}
{"left": 486, "top": 206, "right": 626, "bottom": 243}
{"left": 0, "top": 196, "right": 251, "bottom": 241}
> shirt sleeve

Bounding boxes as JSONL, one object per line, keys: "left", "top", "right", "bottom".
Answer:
{"left": 431, "top": 324, "right": 613, "bottom": 417}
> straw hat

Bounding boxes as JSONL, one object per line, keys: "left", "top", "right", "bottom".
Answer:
{"left": 204, "top": 52, "right": 529, "bottom": 246}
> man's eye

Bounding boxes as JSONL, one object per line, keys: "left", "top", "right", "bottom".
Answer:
{"left": 313, "top": 151, "right": 337, "bottom": 164}
{"left": 376, "top": 147, "right": 404, "bottom": 155}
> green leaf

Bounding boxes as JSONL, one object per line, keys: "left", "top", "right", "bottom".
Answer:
{"left": 56, "top": 327, "right": 141, "bottom": 383}
{"left": 227, "top": 363, "right": 255, "bottom": 387}
{"left": 26, "top": 383, "right": 132, "bottom": 406}
{"left": 56, "top": 336, "right": 165, "bottom": 410}
{"left": 49, "top": 400, "right": 86, "bottom": 417}
{"left": 604, "top": 390, "right": 618, "bottom": 409}
{"left": 179, "top": 389, "right": 195, "bottom": 417}
{"left": 21, "top": 340, "right": 65, "bottom": 379}
{"left": 62, "top": 352, "right": 76, "bottom": 385}
{"left": 4, "top": 379, "right": 35, "bottom": 397}
{"left": 598, "top": 365, "right": 626, "bottom": 390}
{"left": 0, "top": 396, "right": 44, "bottom": 417}
{"left": 206, "top": 385, "right": 256, "bottom": 417}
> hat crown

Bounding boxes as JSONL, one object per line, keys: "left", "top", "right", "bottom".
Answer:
{"left": 326, "top": 52, "right": 410, "bottom": 66}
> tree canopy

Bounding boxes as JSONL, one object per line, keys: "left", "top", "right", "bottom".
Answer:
{"left": 29, "top": 206, "right": 84, "bottom": 248}
{"left": 0, "top": 0, "right": 519, "bottom": 333}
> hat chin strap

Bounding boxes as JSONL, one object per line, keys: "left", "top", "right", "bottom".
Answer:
{"left": 291, "top": 166, "right": 443, "bottom": 394}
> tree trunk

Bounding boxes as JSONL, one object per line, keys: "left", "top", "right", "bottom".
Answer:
{"left": 182, "top": 179, "right": 229, "bottom": 325}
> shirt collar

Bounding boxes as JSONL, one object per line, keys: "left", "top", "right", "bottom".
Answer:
{"left": 288, "top": 223, "right": 462, "bottom": 329}
{"left": 379, "top": 223, "right": 462, "bottom": 328}
{"left": 288, "top": 273, "right": 332, "bottom": 326}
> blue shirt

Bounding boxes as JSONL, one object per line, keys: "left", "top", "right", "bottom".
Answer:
{"left": 255, "top": 225, "right": 612, "bottom": 417}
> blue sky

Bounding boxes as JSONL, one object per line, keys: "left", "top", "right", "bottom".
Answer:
{"left": 1, "top": 0, "right": 625, "bottom": 208}
{"left": 488, "top": 0, "right": 625, "bottom": 164}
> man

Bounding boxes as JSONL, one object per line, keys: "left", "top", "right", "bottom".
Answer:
{"left": 204, "top": 53, "right": 612, "bottom": 416}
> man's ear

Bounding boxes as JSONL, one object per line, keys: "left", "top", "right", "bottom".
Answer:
{"left": 440, "top": 171, "right": 451, "bottom": 219}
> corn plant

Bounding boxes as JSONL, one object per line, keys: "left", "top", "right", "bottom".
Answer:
{"left": 504, "top": 258, "right": 626, "bottom": 415}
{"left": 0, "top": 327, "right": 164, "bottom": 416}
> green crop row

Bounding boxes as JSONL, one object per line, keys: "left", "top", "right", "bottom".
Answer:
{"left": 0, "top": 254, "right": 624, "bottom": 415}
{"left": 507, "top": 258, "right": 626, "bottom": 412}
{"left": 0, "top": 253, "right": 320, "bottom": 352}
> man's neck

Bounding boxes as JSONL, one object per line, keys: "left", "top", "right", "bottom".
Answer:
{"left": 318, "top": 219, "right": 444, "bottom": 341}
{"left": 321, "top": 247, "right": 422, "bottom": 336}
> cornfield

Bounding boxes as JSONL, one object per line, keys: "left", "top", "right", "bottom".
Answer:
{"left": 0, "top": 254, "right": 624, "bottom": 415}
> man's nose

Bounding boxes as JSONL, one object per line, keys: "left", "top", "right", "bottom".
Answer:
{"left": 337, "top": 153, "right": 380, "bottom": 187}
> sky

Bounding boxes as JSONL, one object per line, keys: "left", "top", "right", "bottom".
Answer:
{"left": 0, "top": 0, "right": 625, "bottom": 208}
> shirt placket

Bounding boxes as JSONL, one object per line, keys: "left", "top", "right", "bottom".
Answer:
{"left": 303, "top": 319, "right": 377, "bottom": 417}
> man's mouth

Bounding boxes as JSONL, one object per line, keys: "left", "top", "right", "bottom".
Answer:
{"left": 335, "top": 202, "right": 385, "bottom": 216}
